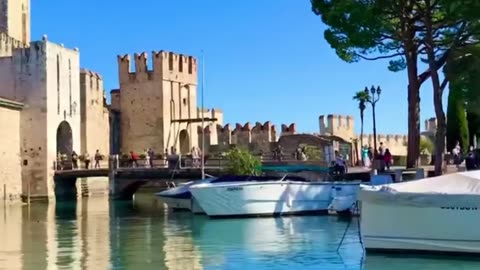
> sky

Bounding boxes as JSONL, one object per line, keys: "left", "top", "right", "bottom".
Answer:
{"left": 31, "top": 0, "right": 447, "bottom": 135}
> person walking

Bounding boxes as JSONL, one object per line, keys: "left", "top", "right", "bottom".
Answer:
{"left": 94, "top": 149, "right": 102, "bottom": 168}
{"left": 148, "top": 148, "right": 155, "bottom": 168}
{"left": 130, "top": 151, "right": 139, "bottom": 168}
{"left": 144, "top": 149, "right": 150, "bottom": 168}
{"left": 466, "top": 146, "right": 477, "bottom": 171}
{"left": 72, "top": 151, "right": 79, "bottom": 169}
{"left": 384, "top": 149, "right": 393, "bottom": 170}
{"left": 84, "top": 152, "right": 90, "bottom": 169}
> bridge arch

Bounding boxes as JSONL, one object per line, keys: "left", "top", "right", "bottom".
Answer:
{"left": 57, "top": 121, "right": 73, "bottom": 156}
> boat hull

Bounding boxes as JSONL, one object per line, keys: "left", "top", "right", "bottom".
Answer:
{"left": 361, "top": 201, "right": 480, "bottom": 254}
{"left": 156, "top": 196, "right": 192, "bottom": 211}
{"left": 190, "top": 181, "right": 333, "bottom": 217}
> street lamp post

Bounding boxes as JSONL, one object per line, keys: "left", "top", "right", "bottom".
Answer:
{"left": 365, "top": 86, "right": 381, "bottom": 159}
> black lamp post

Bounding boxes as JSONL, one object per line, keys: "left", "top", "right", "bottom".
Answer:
{"left": 365, "top": 85, "right": 382, "bottom": 158}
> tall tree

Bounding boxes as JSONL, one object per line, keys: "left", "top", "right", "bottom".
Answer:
{"left": 446, "top": 86, "right": 469, "bottom": 152}
{"left": 311, "top": 0, "right": 480, "bottom": 174}
{"left": 445, "top": 44, "right": 480, "bottom": 149}
{"left": 311, "top": 0, "right": 443, "bottom": 169}
{"left": 419, "top": 0, "right": 479, "bottom": 175}
{"left": 353, "top": 90, "right": 370, "bottom": 150}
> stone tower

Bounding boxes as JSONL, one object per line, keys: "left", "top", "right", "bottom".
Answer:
{"left": 116, "top": 51, "right": 200, "bottom": 154}
{"left": 0, "top": 0, "right": 30, "bottom": 44}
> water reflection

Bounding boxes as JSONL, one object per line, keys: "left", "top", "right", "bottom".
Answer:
{"left": 2, "top": 194, "right": 480, "bottom": 270}
{"left": 189, "top": 215, "right": 363, "bottom": 270}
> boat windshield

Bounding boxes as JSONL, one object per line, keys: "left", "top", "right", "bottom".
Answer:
{"left": 258, "top": 164, "right": 331, "bottom": 173}
{"left": 210, "top": 175, "right": 308, "bottom": 183}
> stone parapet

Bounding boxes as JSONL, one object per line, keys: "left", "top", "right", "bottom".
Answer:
{"left": 117, "top": 51, "right": 197, "bottom": 85}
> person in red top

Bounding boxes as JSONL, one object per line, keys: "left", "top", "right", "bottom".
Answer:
{"left": 384, "top": 148, "right": 393, "bottom": 170}
{"left": 130, "top": 151, "right": 139, "bottom": 168}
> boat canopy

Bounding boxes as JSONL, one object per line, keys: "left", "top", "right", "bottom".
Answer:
{"left": 258, "top": 164, "right": 331, "bottom": 173}
{"left": 359, "top": 171, "right": 480, "bottom": 207}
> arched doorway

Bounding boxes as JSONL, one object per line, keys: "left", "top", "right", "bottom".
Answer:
{"left": 179, "top": 130, "right": 190, "bottom": 155}
{"left": 57, "top": 121, "right": 73, "bottom": 156}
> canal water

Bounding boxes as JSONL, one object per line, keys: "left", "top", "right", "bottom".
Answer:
{"left": 1, "top": 190, "right": 480, "bottom": 270}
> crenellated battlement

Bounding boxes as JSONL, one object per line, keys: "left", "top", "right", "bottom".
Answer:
{"left": 80, "top": 68, "right": 103, "bottom": 90}
{"left": 319, "top": 114, "right": 354, "bottom": 142}
{"left": 203, "top": 121, "right": 293, "bottom": 152}
{"left": 281, "top": 123, "right": 296, "bottom": 135}
{"left": 0, "top": 31, "right": 28, "bottom": 57}
{"left": 234, "top": 122, "right": 252, "bottom": 132}
{"left": 359, "top": 134, "right": 408, "bottom": 145}
{"left": 424, "top": 117, "right": 437, "bottom": 133}
{"left": 117, "top": 51, "right": 197, "bottom": 85}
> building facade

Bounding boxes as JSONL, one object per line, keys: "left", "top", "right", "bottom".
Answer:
{"left": 0, "top": 0, "right": 109, "bottom": 201}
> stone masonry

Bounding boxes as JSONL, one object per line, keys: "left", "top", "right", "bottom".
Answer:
{"left": 0, "top": 1, "right": 110, "bottom": 201}
{"left": 79, "top": 69, "right": 110, "bottom": 196}
{"left": 0, "top": 0, "right": 30, "bottom": 44}
{"left": 0, "top": 98, "right": 23, "bottom": 203}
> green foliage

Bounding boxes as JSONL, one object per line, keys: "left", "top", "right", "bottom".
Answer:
{"left": 300, "top": 145, "right": 323, "bottom": 161}
{"left": 420, "top": 137, "right": 434, "bottom": 155}
{"left": 392, "top": 156, "right": 406, "bottom": 167}
{"left": 352, "top": 90, "right": 369, "bottom": 113}
{"left": 445, "top": 45, "right": 480, "bottom": 144}
{"left": 224, "top": 147, "right": 261, "bottom": 175}
{"left": 467, "top": 111, "right": 480, "bottom": 146}
{"left": 446, "top": 87, "right": 469, "bottom": 152}
{"left": 311, "top": 0, "right": 480, "bottom": 171}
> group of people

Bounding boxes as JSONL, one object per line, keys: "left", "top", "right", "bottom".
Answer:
{"left": 452, "top": 142, "right": 479, "bottom": 171}
{"left": 126, "top": 147, "right": 204, "bottom": 168}
{"left": 361, "top": 142, "right": 393, "bottom": 171}
{"left": 57, "top": 150, "right": 103, "bottom": 170}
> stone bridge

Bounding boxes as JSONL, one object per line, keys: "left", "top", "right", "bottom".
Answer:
{"left": 53, "top": 156, "right": 338, "bottom": 201}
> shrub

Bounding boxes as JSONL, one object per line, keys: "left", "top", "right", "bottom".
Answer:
{"left": 225, "top": 147, "right": 261, "bottom": 175}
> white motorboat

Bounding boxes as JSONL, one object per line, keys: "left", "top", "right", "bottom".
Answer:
{"left": 359, "top": 170, "right": 480, "bottom": 255}
{"left": 155, "top": 178, "right": 215, "bottom": 213}
{"left": 189, "top": 174, "right": 335, "bottom": 218}
{"left": 155, "top": 175, "right": 282, "bottom": 214}
{"left": 328, "top": 181, "right": 362, "bottom": 214}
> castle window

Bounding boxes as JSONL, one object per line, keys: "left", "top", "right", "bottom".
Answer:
{"left": 183, "top": 98, "right": 187, "bottom": 106}
{"left": 179, "top": 57, "right": 183, "bottom": 72}
{"left": 69, "top": 60, "right": 72, "bottom": 116}
{"left": 57, "top": 55, "right": 60, "bottom": 115}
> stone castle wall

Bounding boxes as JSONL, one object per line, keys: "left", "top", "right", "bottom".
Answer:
{"left": 204, "top": 122, "right": 296, "bottom": 154}
{"left": 358, "top": 134, "right": 408, "bottom": 156}
{"left": 80, "top": 69, "right": 110, "bottom": 196}
{"left": 114, "top": 50, "right": 225, "bottom": 155}
{"left": 0, "top": 99, "right": 23, "bottom": 202}
{"left": 0, "top": 0, "right": 30, "bottom": 44}
{"left": 319, "top": 114, "right": 438, "bottom": 160}
{"left": 0, "top": 37, "right": 83, "bottom": 200}
{"left": 0, "top": 32, "right": 27, "bottom": 57}
{"left": 319, "top": 114, "right": 355, "bottom": 142}
{"left": 80, "top": 69, "right": 110, "bottom": 157}
{"left": 116, "top": 51, "right": 209, "bottom": 155}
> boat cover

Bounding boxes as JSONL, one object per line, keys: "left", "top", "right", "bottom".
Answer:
{"left": 359, "top": 171, "right": 480, "bottom": 207}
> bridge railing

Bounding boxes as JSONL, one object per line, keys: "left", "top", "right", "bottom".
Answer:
{"left": 53, "top": 159, "right": 110, "bottom": 171}
{"left": 53, "top": 151, "right": 330, "bottom": 171}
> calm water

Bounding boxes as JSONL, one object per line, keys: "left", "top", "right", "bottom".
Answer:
{"left": 1, "top": 192, "right": 480, "bottom": 270}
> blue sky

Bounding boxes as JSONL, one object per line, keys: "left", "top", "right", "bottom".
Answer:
{"left": 32, "top": 0, "right": 446, "bottom": 135}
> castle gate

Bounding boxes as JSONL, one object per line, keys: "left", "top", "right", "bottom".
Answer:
{"left": 57, "top": 121, "right": 73, "bottom": 156}
{"left": 179, "top": 130, "right": 190, "bottom": 154}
